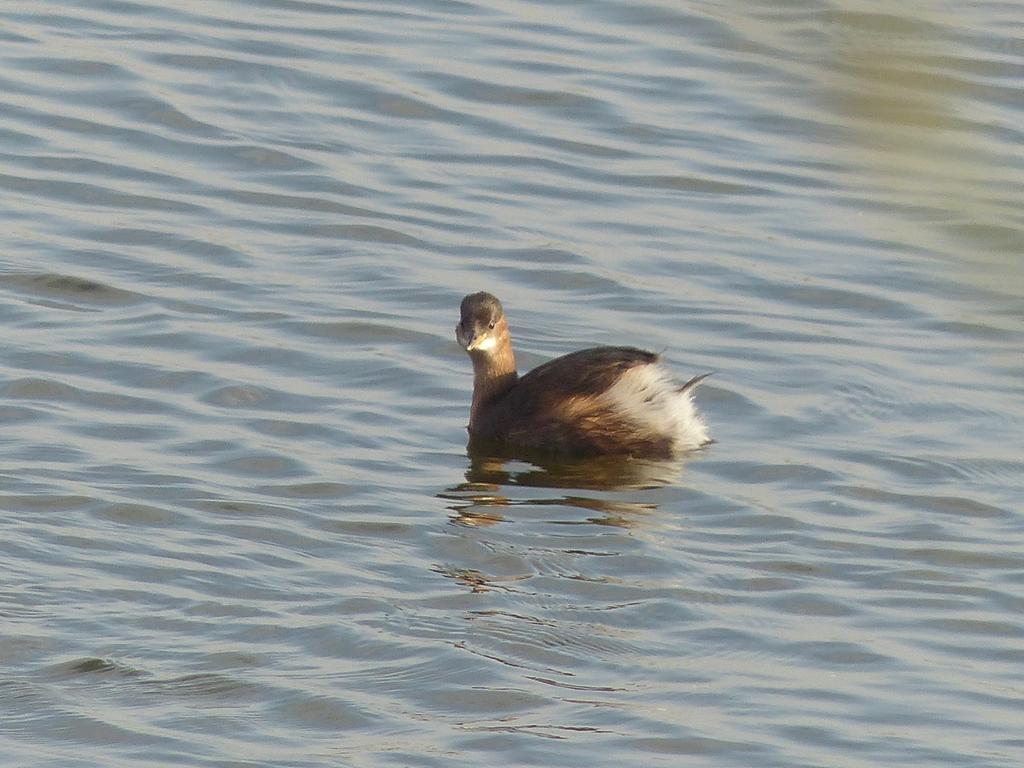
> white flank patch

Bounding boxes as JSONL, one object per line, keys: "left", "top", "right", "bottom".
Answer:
{"left": 600, "top": 363, "right": 710, "bottom": 452}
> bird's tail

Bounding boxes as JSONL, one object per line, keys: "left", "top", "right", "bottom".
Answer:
{"left": 678, "top": 371, "right": 713, "bottom": 394}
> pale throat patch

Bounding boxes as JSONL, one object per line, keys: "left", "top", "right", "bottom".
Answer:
{"left": 470, "top": 334, "right": 498, "bottom": 352}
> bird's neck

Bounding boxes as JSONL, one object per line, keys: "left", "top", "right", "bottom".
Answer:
{"left": 469, "top": 334, "right": 517, "bottom": 430}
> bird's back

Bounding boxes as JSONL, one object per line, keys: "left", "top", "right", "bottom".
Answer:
{"left": 469, "top": 346, "right": 708, "bottom": 457}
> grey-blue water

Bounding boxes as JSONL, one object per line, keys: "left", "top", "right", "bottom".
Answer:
{"left": 2, "top": 1, "right": 1022, "bottom": 766}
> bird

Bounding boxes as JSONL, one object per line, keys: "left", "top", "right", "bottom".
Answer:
{"left": 455, "top": 291, "right": 711, "bottom": 458}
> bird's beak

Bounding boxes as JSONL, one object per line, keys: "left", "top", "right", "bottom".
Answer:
{"left": 466, "top": 329, "right": 497, "bottom": 352}
{"left": 457, "top": 321, "right": 496, "bottom": 352}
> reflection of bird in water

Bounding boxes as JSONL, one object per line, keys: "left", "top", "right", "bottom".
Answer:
{"left": 463, "top": 453, "right": 686, "bottom": 491}
{"left": 438, "top": 455, "right": 668, "bottom": 530}
{"left": 456, "top": 292, "right": 711, "bottom": 458}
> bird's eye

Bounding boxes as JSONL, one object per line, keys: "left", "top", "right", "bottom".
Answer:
{"left": 488, "top": 321, "right": 495, "bottom": 329}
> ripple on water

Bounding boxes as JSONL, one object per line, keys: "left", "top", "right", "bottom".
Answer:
{"left": 1, "top": 1, "right": 1023, "bottom": 767}
{"left": 3, "top": 272, "right": 143, "bottom": 307}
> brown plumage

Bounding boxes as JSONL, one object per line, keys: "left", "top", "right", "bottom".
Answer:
{"left": 456, "top": 292, "right": 711, "bottom": 458}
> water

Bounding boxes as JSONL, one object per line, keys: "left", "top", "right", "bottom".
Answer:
{"left": 1, "top": 1, "right": 1022, "bottom": 766}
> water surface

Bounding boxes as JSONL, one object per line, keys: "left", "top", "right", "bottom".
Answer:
{"left": 1, "top": 1, "right": 1022, "bottom": 766}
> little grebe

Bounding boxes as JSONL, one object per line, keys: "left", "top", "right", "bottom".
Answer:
{"left": 456, "top": 292, "right": 711, "bottom": 457}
